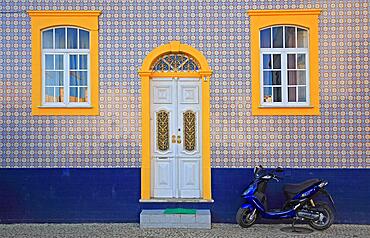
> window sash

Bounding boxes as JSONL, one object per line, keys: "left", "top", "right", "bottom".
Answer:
{"left": 260, "top": 25, "right": 309, "bottom": 50}
{"left": 260, "top": 50, "right": 310, "bottom": 107}
{"left": 42, "top": 52, "right": 90, "bottom": 107}
{"left": 41, "top": 26, "right": 90, "bottom": 50}
{"left": 41, "top": 27, "right": 91, "bottom": 107}
{"left": 259, "top": 26, "right": 310, "bottom": 107}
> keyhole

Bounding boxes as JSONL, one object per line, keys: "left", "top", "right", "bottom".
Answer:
{"left": 178, "top": 128, "right": 181, "bottom": 132}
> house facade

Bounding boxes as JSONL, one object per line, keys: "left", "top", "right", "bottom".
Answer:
{"left": 0, "top": 0, "right": 369, "bottom": 224}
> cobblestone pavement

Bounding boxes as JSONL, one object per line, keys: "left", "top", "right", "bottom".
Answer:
{"left": 0, "top": 223, "right": 369, "bottom": 238}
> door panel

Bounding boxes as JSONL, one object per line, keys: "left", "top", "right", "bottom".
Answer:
{"left": 152, "top": 158, "right": 174, "bottom": 198}
{"left": 151, "top": 78, "right": 201, "bottom": 198}
{"left": 153, "top": 85, "right": 172, "bottom": 104}
{"left": 180, "top": 85, "right": 199, "bottom": 104}
{"left": 151, "top": 78, "right": 177, "bottom": 197}
{"left": 177, "top": 79, "right": 202, "bottom": 157}
{"left": 178, "top": 158, "right": 201, "bottom": 198}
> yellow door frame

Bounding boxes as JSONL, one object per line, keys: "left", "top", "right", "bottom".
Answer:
{"left": 138, "top": 41, "right": 212, "bottom": 200}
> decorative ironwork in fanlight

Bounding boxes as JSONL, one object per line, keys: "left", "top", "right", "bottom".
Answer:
{"left": 152, "top": 54, "right": 200, "bottom": 72}
{"left": 156, "top": 110, "right": 170, "bottom": 151}
{"left": 183, "top": 110, "right": 196, "bottom": 152}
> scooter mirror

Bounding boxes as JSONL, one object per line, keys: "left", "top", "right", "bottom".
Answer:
{"left": 254, "top": 166, "right": 261, "bottom": 175}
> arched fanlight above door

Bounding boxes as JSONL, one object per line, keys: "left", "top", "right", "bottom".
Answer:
{"left": 151, "top": 53, "right": 200, "bottom": 72}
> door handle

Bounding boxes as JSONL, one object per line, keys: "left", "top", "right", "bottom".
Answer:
{"left": 177, "top": 135, "right": 181, "bottom": 144}
{"left": 171, "top": 135, "right": 177, "bottom": 143}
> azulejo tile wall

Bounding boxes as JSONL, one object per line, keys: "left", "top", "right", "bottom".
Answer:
{"left": 0, "top": 0, "right": 368, "bottom": 168}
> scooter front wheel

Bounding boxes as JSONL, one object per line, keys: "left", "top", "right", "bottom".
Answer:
{"left": 236, "top": 207, "right": 258, "bottom": 228}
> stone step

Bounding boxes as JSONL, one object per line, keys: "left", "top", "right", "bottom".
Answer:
{"left": 140, "top": 209, "right": 211, "bottom": 229}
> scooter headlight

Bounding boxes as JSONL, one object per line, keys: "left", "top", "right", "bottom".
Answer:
{"left": 318, "top": 181, "right": 328, "bottom": 188}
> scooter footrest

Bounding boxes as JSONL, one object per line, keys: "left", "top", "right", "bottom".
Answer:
{"left": 267, "top": 209, "right": 283, "bottom": 213}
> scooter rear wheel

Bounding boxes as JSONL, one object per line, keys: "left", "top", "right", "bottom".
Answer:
{"left": 236, "top": 207, "right": 258, "bottom": 228}
{"left": 308, "top": 202, "right": 334, "bottom": 230}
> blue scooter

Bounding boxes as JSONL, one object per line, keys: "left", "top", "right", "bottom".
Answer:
{"left": 237, "top": 165, "right": 335, "bottom": 230}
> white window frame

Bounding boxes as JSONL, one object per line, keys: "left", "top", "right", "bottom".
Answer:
{"left": 41, "top": 26, "right": 91, "bottom": 108}
{"left": 259, "top": 25, "right": 310, "bottom": 107}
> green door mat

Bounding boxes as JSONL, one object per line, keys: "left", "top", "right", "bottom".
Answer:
{"left": 163, "top": 208, "right": 196, "bottom": 214}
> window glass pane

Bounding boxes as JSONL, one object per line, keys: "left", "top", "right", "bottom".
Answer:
{"left": 260, "top": 28, "right": 271, "bottom": 48}
{"left": 263, "top": 54, "right": 272, "bottom": 69}
{"left": 45, "top": 55, "right": 54, "bottom": 70}
{"left": 288, "top": 87, "right": 296, "bottom": 102}
{"left": 297, "top": 28, "right": 308, "bottom": 48}
{"left": 70, "top": 55, "right": 78, "bottom": 70}
{"left": 297, "top": 54, "right": 306, "bottom": 69}
{"left": 55, "top": 55, "right": 64, "bottom": 70}
{"left": 55, "top": 28, "right": 65, "bottom": 49}
{"left": 285, "top": 26, "right": 296, "bottom": 48}
{"left": 70, "top": 71, "right": 78, "bottom": 86}
{"left": 263, "top": 71, "right": 272, "bottom": 85}
{"left": 287, "top": 54, "right": 296, "bottom": 69}
{"left": 263, "top": 87, "right": 272, "bottom": 102}
{"left": 79, "top": 55, "right": 87, "bottom": 69}
{"left": 67, "top": 28, "right": 78, "bottom": 49}
{"left": 273, "top": 87, "right": 282, "bottom": 102}
{"left": 298, "top": 87, "right": 306, "bottom": 102}
{"left": 79, "top": 29, "right": 89, "bottom": 49}
{"left": 273, "top": 54, "right": 281, "bottom": 69}
{"left": 57, "top": 71, "right": 64, "bottom": 86}
{"left": 69, "top": 87, "right": 78, "bottom": 102}
{"left": 272, "top": 71, "right": 281, "bottom": 85}
{"left": 79, "top": 87, "right": 88, "bottom": 102}
{"left": 78, "top": 71, "right": 88, "bottom": 86}
{"left": 45, "top": 71, "right": 63, "bottom": 86}
{"left": 297, "top": 71, "right": 306, "bottom": 85}
{"left": 272, "top": 27, "right": 283, "bottom": 48}
{"left": 45, "top": 71, "right": 56, "bottom": 86}
{"left": 42, "top": 29, "right": 53, "bottom": 49}
{"left": 288, "top": 71, "right": 297, "bottom": 85}
{"left": 55, "top": 87, "right": 64, "bottom": 102}
{"left": 45, "top": 87, "right": 54, "bottom": 102}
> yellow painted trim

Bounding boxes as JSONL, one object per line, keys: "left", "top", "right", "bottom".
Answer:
{"left": 248, "top": 9, "right": 321, "bottom": 116}
{"left": 247, "top": 9, "right": 321, "bottom": 16}
{"left": 28, "top": 10, "right": 101, "bottom": 116}
{"left": 139, "top": 41, "right": 212, "bottom": 200}
{"left": 28, "top": 10, "right": 102, "bottom": 17}
{"left": 148, "top": 72, "right": 201, "bottom": 78}
{"left": 140, "top": 41, "right": 212, "bottom": 72}
{"left": 141, "top": 75, "right": 151, "bottom": 200}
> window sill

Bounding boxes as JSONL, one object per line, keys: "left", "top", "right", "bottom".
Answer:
{"left": 253, "top": 105, "right": 320, "bottom": 116}
{"left": 32, "top": 105, "right": 99, "bottom": 116}
{"left": 259, "top": 105, "right": 313, "bottom": 108}
{"left": 38, "top": 105, "right": 93, "bottom": 108}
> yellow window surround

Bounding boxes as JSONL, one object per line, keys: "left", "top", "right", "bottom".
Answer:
{"left": 248, "top": 9, "right": 321, "bottom": 116}
{"left": 28, "top": 11, "right": 101, "bottom": 116}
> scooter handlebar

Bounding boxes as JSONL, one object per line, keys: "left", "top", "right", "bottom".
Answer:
{"left": 255, "top": 165, "right": 284, "bottom": 180}
{"left": 268, "top": 173, "right": 283, "bottom": 182}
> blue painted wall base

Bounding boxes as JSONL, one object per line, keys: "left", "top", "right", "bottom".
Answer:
{"left": 0, "top": 168, "right": 369, "bottom": 224}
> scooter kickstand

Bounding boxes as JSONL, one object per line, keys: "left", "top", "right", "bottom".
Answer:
{"left": 291, "top": 219, "right": 297, "bottom": 232}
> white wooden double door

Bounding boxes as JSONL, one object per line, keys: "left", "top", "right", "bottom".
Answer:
{"left": 151, "top": 78, "right": 202, "bottom": 198}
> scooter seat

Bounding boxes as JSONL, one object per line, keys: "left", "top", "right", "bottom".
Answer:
{"left": 283, "top": 179, "right": 321, "bottom": 199}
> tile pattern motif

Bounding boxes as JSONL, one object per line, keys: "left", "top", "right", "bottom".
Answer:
{"left": 0, "top": 0, "right": 368, "bottom": 168}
